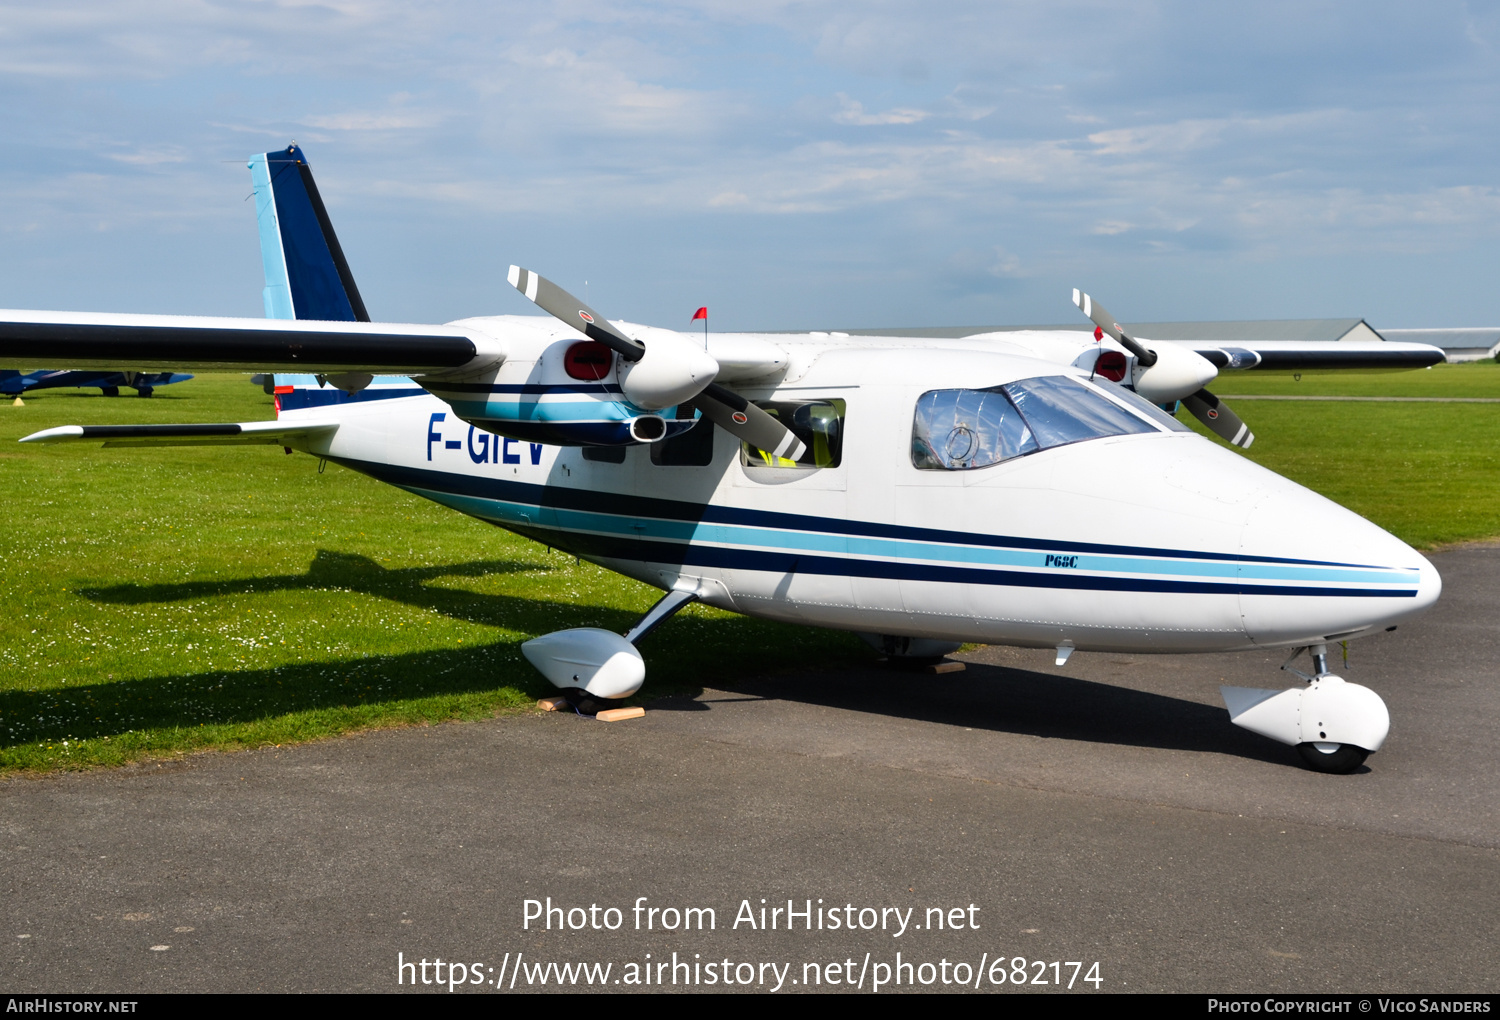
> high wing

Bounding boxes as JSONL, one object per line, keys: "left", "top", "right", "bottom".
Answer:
{"left": 0, "top": 309, "right": 483, "bottom": 374}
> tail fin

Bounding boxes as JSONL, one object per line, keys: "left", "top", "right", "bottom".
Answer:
{"left": 248, "top": 144, "right": 369, "bottom": 322}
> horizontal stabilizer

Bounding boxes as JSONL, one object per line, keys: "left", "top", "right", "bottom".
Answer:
{"left": 0, "top": 310, "right": 477, "bottom": 373}
{"left": 19, "top": 420, "right": 338, "bottom": 448}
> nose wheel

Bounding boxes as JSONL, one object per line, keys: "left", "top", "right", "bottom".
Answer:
{"left": 1296, "top": 741, "right": 1369, "bottom": 774}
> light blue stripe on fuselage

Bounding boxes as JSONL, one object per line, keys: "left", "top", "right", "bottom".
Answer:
{"left": 409, "top": 487, "right": 1418, "bottom": 591}
{"left": 440, "top": 397, "right": 639, "bottom": 423}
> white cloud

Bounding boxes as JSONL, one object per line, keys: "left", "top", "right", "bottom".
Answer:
{"left": 832, "top": 94, "right": 928, "bottom": 126}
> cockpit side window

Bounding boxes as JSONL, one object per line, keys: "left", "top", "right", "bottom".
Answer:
{"left": 912, "top": 376, "right": 1160, "bottom": 471}
{"left": 741, "top": 398, "right": 845, "bottom": 469}
{"left": 912, "top": 388, "right": 1037, "bottom": 470}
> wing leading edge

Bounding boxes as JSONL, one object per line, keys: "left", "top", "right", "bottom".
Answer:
{"left": 0, "top": 310, "right": 479, "bottom": 374}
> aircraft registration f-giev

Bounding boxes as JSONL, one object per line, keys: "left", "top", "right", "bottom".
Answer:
{"left": 2, "top": 145, "right": 1448, "bottom": 773}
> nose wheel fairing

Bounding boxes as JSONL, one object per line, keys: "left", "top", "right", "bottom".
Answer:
{"left": 1221, "top": 676, "right": 1390, "bottom": 753}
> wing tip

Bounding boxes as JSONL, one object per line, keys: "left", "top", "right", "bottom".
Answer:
{"left": 18, "top": 425, "right": 83, "bottom": 444}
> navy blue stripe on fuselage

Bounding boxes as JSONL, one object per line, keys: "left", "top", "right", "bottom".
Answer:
{"left": 328, "top": 457, "right": 1417, "bottom": 582}
{"left": 279, "top": 386, "right": 426, "bottom": 409}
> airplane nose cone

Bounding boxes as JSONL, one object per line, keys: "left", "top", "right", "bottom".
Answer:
{"left": 1238, "top": 479, "right": 1439, "bottom": 647}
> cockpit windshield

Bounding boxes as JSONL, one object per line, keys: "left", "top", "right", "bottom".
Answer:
{"left": 912, "top": 375, "right": 1171, "bottom": 471}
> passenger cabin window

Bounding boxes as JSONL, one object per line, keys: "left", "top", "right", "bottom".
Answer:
{"left": 741, "top": 399, "right": 846, "bottom": 469}
{"left": 912, "top": 376, "right": 1168, "bottom": 471}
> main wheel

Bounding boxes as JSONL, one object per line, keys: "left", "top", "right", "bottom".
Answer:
{"left": 1296, "top": 741, "right": 1369, "bottom": 774}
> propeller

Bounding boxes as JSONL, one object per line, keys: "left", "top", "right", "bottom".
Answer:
{"left": 1072, "top": 288, "right": 1157, "bottom": 367}
{"left": 1072, "top": 288, "right": 1254, "bottom": 449}
{"left": 510, "top": 266, "right": 645, "bottom": 363}
{"left": 1181, "top": 388, "right": 1254, "bottom": 448}
{"left": 693, "top": 382, "right": 807, "bottom": 460}
{"left": 508, "top": 266, "right": 806, "bottom": 460}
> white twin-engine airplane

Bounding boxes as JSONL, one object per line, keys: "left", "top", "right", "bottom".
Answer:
{"left": 4, "top": 144, "right": 1448, "bottom": 773}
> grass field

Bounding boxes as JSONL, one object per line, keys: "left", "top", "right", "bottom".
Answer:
{"left": 1186, "top": 361, "right": 1500, "bottom": 547}
{"left": 2, "top": 361, "right": 1496, "bottom": 773}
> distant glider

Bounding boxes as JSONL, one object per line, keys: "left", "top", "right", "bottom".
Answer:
{"left": 1, "top": 369, "right": 192, "bottom": 399}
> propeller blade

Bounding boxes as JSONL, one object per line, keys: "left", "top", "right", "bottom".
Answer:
{"left": 1182, "top": 388, "right": 1254, "bottom": 448}
{"left": 1071, "top": 288, "right": 1157, "bottom": 367}
{"left": 508, "top": 266, "right": 644, "bottom": 363}
{"left": 696, "top": 382, "right": 807, "bottom": 461}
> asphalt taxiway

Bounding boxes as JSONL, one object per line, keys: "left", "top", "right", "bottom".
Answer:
{"left": 2, "top": 547, "right": 1496, "bottom": 993}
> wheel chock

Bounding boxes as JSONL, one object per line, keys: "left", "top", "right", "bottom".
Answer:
{"left": 596, "top": 706, "right": 646, "bottom": 723}
{"left": 926, "top": 660, "right": 965, "bottom": 674}
{"left": 537, "top": 695, "right": 569, "bottom": 712}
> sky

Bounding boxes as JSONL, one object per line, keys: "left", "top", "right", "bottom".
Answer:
{"left": 2, "top": 1, "right": 1500, "bottom": 330}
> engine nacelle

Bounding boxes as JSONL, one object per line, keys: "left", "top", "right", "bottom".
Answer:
{"left": 1131, "top": 341, "right": 1218, "bottom": 404}
{"left": 522, "top": 628, "right": 645, "bottom": 699}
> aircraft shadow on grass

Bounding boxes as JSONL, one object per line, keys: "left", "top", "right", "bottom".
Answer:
{"left": 77, "top": 549, "right": 558, "bottom": 629}
{"left": 4, "top": 550, "right": 1282, "bottom": 765}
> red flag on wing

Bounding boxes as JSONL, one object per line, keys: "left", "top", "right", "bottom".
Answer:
{"left": 691, "top": 307, "right": 708, "bottom": 321}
